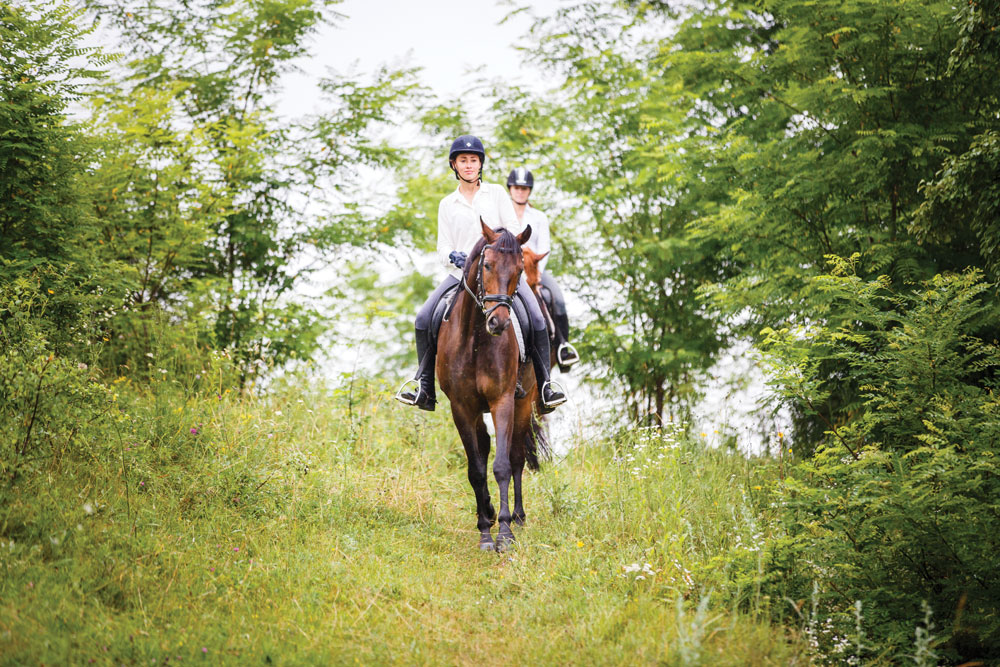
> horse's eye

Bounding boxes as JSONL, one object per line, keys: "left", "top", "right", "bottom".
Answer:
{"left": 483, "top": 261, "right": 492, "bottom": 271}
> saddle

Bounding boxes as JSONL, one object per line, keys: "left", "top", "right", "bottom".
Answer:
{"left": 430, "top": 285, "right": 529, "bottom": 363}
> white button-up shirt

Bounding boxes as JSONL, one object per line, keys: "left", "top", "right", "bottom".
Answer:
{"left": 437, "top": 182, "right": 522, "bottom": 279}
{"left": 520, "top": 205, "right": 551, "bottom": 275}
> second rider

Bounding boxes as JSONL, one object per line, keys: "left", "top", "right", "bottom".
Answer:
{"left": 506, "top": 167, "right": 580, "bottom": 369}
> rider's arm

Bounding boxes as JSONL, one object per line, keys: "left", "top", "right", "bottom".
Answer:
{"left": 437, "top": 197, "right": 458, "bottom": 274}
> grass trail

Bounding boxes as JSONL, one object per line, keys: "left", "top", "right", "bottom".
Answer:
{"left": 0, "top": 378, "right": 803, "bottom": 664}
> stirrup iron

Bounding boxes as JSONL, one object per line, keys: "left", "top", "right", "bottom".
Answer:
{"left": 394, "top": 378, "right": 423, "bottom": 406}
{"left": 541, "top": 380, "right": 568, "bottom": 408}
{"left": 557, "top": 341, "right": 580, "bottom": 366}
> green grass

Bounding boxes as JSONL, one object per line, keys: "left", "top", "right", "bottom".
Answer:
{"left": 0, "top": 376, "right": 804, "bottom": 664}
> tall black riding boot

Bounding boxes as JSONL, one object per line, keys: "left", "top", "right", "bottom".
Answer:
{"left": 395, "top": 328, "right": 437, "bottom": 411}
{"left": 553, "top": 311, "right": 580, "bottom": 368}
{"left": 554, "top": 311, "right": 571, "bottom": 345}
{"left": 531, "top": 328, "right": 566, "bottom": 414}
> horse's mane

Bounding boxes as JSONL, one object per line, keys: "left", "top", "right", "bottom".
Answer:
{"left": 464, "top": 227, "right": 520, "bottom": 278}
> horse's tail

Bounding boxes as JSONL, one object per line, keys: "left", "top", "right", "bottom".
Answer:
{"left": 525, "top": 410, "right": 550, "bottom": 471}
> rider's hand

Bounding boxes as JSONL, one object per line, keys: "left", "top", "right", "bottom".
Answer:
{"left": 448, "top": 251, "right": 467, "bottom": 269}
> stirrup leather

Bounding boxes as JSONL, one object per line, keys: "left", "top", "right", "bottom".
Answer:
{"left": 541, "top": 380, "right": 568, "bottom": 407}
{"left": 557, "top": 341, "right": 580, "bottom": 366}
{"left": 394, "top": 378, "right": 423, "bottom": 406}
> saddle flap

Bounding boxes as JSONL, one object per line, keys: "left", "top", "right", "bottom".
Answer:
{"left": 429, "top": 285, "right": 459, "bottom": 346}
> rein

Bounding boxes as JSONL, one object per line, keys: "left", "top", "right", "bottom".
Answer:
{"left": 461, "top": 243, "right": 515, "bottom": 320}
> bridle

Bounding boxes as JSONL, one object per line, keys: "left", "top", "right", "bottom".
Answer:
{"left": 461, "top": 243, "right": 516, "bottom": 320}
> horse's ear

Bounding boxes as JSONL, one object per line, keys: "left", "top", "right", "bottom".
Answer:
{"left": 537, "top": 251, "right": 550, "bottom": 261}
{"left": 516, "top": 224, "right": 532, "bottom": 245}
{"left": 480, "top": 217, "right": 499, "bottom": 242}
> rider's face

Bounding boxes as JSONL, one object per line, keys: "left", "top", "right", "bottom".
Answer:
{"left": 509, "top": 185, "right": 531, "bottom": 204}
{"left": 452, "top": 153, "right": 481, "bottom": 181}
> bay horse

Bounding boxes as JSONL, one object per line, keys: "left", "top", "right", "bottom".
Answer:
{"left": 437, "top": 220, "right": 549, "bottom": 551}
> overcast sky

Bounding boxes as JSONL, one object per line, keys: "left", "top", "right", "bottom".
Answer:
{"left": 278, "top": 0, "right": 564, "bottom": 118}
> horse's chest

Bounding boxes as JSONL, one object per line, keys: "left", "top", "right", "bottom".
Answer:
{"left": 471, "top": 342, "right": 516, "bottom": 397}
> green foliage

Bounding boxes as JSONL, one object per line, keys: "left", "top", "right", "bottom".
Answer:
{"left": 760, "top": 266, "right": 1000, "bottom": 660}
{"left": 82, "top": 0, "right": 420, "bottom": 381}
{"left": 1, "top": 1, "right": 93, "bottom": 264}
{"left": 915, "top": 130, "right": 1000, "bottom": 278}
{"left": 0, "top": 283, "right": 115, "bottom": 485}
{"left": 601, "top": 0, "right": 1000, "bottom": 443}
{"left": 0, "top": 1, "right": 128, "bottom": 350}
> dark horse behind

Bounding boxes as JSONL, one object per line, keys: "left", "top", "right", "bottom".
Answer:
{"left": 437, "top": 220, "right": 549, "bottom": 551}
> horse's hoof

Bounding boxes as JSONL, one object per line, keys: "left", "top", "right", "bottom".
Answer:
{"left": 478, "top": 540, "right": 496, "bottom": 551}
{"left": 495, "top": 533, "right": 515, "bottom": 553}
{"left": 513, "top": 515, "right": 526, "bottom": 526}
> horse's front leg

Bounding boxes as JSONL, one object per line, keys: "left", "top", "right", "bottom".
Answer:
{"left": 452, "top": 404, "right": 495, "bottom": 550}
{"left": 491, "top": 397, "right": 516, "bottom": 551}
{"left": 475, "top": 416, "right": 496, "bottom": 524}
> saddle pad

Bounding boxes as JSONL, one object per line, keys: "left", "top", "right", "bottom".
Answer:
{"left": 510, "top": 308, "right": 526, "bottom": 363}
{"left": 511, "top": 293, "right": 530, "bottom": 363}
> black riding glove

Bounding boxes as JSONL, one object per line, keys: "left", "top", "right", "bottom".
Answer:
{"left": 448, "top": 251, "right": 467, "bottom": 269}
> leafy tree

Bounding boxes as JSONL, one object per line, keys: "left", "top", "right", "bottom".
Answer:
{"left": 0, "top": 1, "right": 122, "bottom": 483}
{"left": 0, "top": 1, "right": 125, "bottom": 351}
{"left": 913, "top": 0, "right": 1000, "bottom": 278}
{"left": 84, "top": 0, "right": 419, "bottom": 380}
{"left": 597, "top": 0, "right": 1000, "bottom": 446}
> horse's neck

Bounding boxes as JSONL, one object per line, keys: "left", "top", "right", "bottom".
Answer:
{"left": 452, "top": 278, "right": 506, "bottom": 360}
{"left": 452, "top": 283, "right": 483, "bottom": 340}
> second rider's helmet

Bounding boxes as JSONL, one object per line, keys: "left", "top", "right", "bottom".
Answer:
{"left": 506, "top": 167, "right": 534, "bottom": 189}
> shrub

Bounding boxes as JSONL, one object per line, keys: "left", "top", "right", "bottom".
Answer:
{"left": 760, "top": 262, "right": 1000, "bottom": 661}
{"left": 0, "top": 278, "right": 118, "bottom": 478}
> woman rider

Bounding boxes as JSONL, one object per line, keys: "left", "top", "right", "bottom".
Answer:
{"left": 506, "top": 166, "right": 580, "bottom": 369}
{"left": 395, "top": 135, "right": 567, "bottom": 413}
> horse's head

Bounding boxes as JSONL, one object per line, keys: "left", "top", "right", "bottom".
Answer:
{"left": 472, "top": 218, "right": 532, "bottom": 336}
{"left": 521, "top": 246, "right": 549, "bottom": 291}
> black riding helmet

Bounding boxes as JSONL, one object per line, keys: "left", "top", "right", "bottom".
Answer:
{"left": 506, "top": 167, "right": 534, "bottom": 189}
{"left": 449, "top": 135, "right": 485, "bottom": 182}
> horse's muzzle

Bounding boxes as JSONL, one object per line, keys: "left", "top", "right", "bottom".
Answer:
{"left": 486, "top": 314, "right": 511, "bottom": 336}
